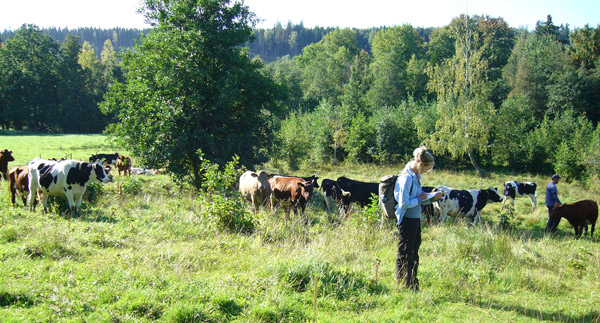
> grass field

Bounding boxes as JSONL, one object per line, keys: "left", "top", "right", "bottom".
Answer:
{"left": 0, "top": 132, "right": 599, "bottom": 322}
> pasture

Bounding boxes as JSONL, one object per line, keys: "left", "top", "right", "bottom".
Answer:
{"left": 0, "top": 132, "right": 599, "bottom": 322}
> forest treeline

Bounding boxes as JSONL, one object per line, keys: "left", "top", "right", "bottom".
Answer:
{"left": 1, "top": 7, "right": 600, "bottom": 187}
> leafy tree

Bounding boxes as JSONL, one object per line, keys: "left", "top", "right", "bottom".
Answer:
{"left": 296, "top": 28, "right": 361, "bottom": 108}
{"left": 569, "top": 25, "right": 600, "bottom": 69}
{"left": 503, "top": 32, "right": 571, "bottom": 120}
{"left": 367, "top": 25, "right": 426, "bottom": 108}
{"left": 0, "top": 24, "right": 60, "bottom": 131}
{"left": 101, "top": 0, "right": 284, "bottom": 189}
{"left": 426, "top": 15, "right": 494, "bottom": 176}
{"left": 427, "top": 26, "right": 455, "bottom": 66}
{"left": 535, "top": 15, "right": 560, "bottom": 40}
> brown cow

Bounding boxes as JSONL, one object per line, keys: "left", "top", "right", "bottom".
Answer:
{"left": 239, "top": 170, "right": 272, "bottom": 212}
{"left": 549, "top": 199, "right": 598, "bottom": 238}
{"left": 116, "top": 156, "right": 132, "bottom": 176}
{"left": 8, "top": 166, "right": 31, "bottom": 206}
{"left": 0, "top": 149, "right": 15, "bottom": 181}
{"left": 269, "top": 175, "right": 313, "bottom": 218}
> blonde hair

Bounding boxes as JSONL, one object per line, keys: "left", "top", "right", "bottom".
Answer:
{"left": 413, "top": 146, "right": 435, "bottom": 166}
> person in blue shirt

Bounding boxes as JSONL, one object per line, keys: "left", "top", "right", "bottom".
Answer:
{"left": 394, "top": 146, "right": 443, "bottom": 291}
{"left": 545, "top": 174, "right": 563, "bottom": 233}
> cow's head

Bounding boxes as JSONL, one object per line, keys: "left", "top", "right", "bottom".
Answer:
{"left": 502, "top": 182, "right": 516, "bottom": 197}
{"left": 92, "top": 161, "right": 111, "bottom": 183}
{"left": 488, "top": 187, "right": 504, "bottom": 202}
{"left": 253, "top": 171, "right": 271, "bottom": 192}
{"left": 300, "top": 181, "right": 314, "bottom": 201}
{"left": 0, "top": 149, "right": 15, "bottom": 162}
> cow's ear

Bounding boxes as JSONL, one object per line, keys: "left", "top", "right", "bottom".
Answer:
{"left": 251, "top": 172, "right": 258, "bottom": 178}
{"left": 298, "top": 182, "right": 305, "bottom": 187}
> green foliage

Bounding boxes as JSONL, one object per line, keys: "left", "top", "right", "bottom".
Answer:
{"left": 119, "top": 176, "right": 143, "bottom": 195}
{"left": 199, "top": 193, "right": 255, "bottom": 234}
{"left": 102, "top": 0, "right": 284, "bottom": 189}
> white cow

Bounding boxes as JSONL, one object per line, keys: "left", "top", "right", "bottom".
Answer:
{"left": 28, "top": 158, "right": 110, "bottom": 218}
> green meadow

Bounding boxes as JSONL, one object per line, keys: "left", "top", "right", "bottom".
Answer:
{"left": 0, "top": 132, "right": 598, "bottom": 322}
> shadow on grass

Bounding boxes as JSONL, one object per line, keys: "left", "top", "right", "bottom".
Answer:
{"left": 482, "top": 299, "right": 600, "bottom": 322}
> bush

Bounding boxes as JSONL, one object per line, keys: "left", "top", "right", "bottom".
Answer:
{"left": 120, "top": 176, "right": 143, "bottom": 195}
{"left": 199, "top": 193, "right": 255, "bottom": 234}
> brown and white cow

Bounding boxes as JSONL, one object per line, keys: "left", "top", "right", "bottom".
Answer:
{"left": 8, "top": 166, "right": 30, "bottom": 206}
{"left": 116, "top": 156, "right": 132, "bottom": 176}
{"left": 0, "top": 149, "right": 15, "bottom": 181}
{"left": 549, "top": 199, "right": 598, "bottom": 238}
{"left": 28, "top": 158, "right": 111, "bottom": 219}
{"left": 269, "top": 175, "right": 313, "bottom": 218}
{"left": 239, "top": 170, "right": 272, "bottom": 212}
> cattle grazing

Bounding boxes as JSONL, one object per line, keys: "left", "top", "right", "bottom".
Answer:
{"left": 321, "top": 178, "right": 351, "bottom": 213}
{"left": 8, "top": 166, "right": 31, "bottom": 207}
{"left": 549, "top": 200, "right": 597, "bottom": 238}
{"left": 239, "top": 170, "right": 272, "bottom": 212}
{"left": 0, "top": 149, "right": 15, "bottom": 181}
{"left": 270, "top": 173, "right": 319, "bottom": 189}
{"left": 501, "top": 181, "right": 537, "bottom": 211}
{"left": 269, "top": 175, "right": 313, "bottom": 218}
{"left": 89, "top": 152, "right": 119, "bottom": 165}
{"left": 336, "top": 176, "right": 379, "bottom": 215}
{"left": 433, "top": 185, "right": 504, "bottom": 225}
{"left": 28, "top": 158, "right": 111, "bottom": 219}
{"left": 116, "top": 156, "right": 132, "bottom": 176}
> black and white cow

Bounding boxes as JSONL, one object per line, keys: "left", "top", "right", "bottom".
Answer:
{"left": 433, "top": 185, "right": 504, "bottom": 225}
{"left": 89, "top": 152, "right": 119, "bottom": 165}
{"left": 500, "top": 181, "right": 537, "bottom": 211}
{"left": 28, "top": 158, "right": 111, "bottom": 219}
{"left": 321, "top": 178, "right": 351, "bottom": 213}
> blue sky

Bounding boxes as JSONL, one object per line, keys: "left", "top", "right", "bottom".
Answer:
{"left": 1, "top": 0, "right": 599, "bottom": 31}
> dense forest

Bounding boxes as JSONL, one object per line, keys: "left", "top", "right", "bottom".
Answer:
{"left": 1, "top": 5, "right": 600, "bottom": 187}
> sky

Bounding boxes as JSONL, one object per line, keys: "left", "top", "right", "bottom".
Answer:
{"left": 1, "top": 0, "right": 599, "bottom": 32}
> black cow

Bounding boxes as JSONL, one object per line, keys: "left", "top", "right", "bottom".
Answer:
{"left": 336, "top": 176, "right": 379, "bottom": 215}
{"left": 500, "top": 181, "right": 537, "bottom": 211}
{"left": 321, "top": 178, "right": 351, "bottom": 213}
{"left": 89, "top": 152, "right": 119, "bottom": 165}
{"left": 433, "top": 185, "right": 504, "bottom": 225}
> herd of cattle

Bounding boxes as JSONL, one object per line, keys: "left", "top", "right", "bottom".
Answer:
{"left": 1, "top": 148, "right": 596, "bottom": 238}
{"left": 239, "top": 170, "right": 597, "bottom": 238}
{"left": 0, "top": 150, "right": 134, "bottom": 218}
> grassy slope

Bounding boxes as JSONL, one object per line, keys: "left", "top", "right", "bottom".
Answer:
{"left": 0, "top": 133, "right": 598, "bottom": 322}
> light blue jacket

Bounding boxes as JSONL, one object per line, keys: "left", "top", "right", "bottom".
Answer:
{"left": 394, "top": 166, "right": 433, "bottom": 224}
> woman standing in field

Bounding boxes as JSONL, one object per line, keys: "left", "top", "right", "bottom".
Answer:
{"left": 394, "top": 146, "right": 443, "bottom": 291}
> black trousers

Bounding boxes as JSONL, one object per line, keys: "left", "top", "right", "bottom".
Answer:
{"left": 545, "top": 205, "right": 561, "bottom": 233}
{"left": 396, "top": 217, "right": 421, "bottom": 290}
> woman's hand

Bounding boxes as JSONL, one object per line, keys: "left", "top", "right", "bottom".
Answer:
{"left": 432, "top": 192, "right": 444, "bottom": 201}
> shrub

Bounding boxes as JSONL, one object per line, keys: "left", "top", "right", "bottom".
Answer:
{"left": 199, "top": 193, "right": 255, "bottom": 234}
{"left": 120, "top": 176, "right": 143, "bottom": 195}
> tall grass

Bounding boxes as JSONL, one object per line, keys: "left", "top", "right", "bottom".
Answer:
{"left": 0, "top": 132, "right": 599, "bottom": 322}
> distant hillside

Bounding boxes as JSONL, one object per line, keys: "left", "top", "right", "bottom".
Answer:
{"left": 2, "top": 24, "right": 433, "bottom": 62}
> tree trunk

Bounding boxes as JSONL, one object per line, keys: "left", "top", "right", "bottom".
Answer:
{"left": 467, "top": 148, "right": 486, "bottom": 177}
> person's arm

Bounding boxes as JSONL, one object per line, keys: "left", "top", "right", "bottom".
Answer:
{"left": 395, "top": 175, "right": 419, "bottom": 210}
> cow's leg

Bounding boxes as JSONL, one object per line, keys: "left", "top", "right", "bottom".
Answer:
{"left": 591, "top": 223, "right": 595, "bottom": 239}
{"left": 39, "top": 191, "right": 49, "bottom": 213}
{"left": 64, "top": 190, "right": 77, "bottom": 220}
{"left": 75, "top": 192, "right": 84, "bottom": 218}
{"left": 28, "top": 185, "right": 37, "bottom": 211}
{"left": 500, "top": 197, "right": 507, "bottom": 211}
{"left": 472, "top": 212, "right": 480, "bottom": 226}
{"left": 529, "top": 194, "right": 537, "bottom": 212}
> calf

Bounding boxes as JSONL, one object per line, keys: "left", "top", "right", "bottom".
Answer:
{"left": 28, "top": 158, "right": 111, "bottom": 219}
{"left": 0, "top": 149, "right": 15, "bottom": 181}
{"left": 336, "top": 176, "right": 379, "bottom": 215}
{"left": 549, "top": 200, "right": 597, "bottom": 238}
{"left": 89, "top": 152, "right": 119, "bottom": 165}
{"left": 321, "top": 178, "right": 351, "bottom": 213}
{"left": 116, "top": 156, "right": 132, "bottom": 176}
{"left": 501, "top": 181, "right": 537, "bottom": 211}
{"left": 433, "top": 185, "right": 504, "bottom": 225}
{"left": 269, "top": 175, "right": 313, "bottom": 218}
{"left": 239, "top": 170, "right": 271, "bottom": 212}
{"left": 270, "top": 173, "right": 319, "bottom": 189}
{"left": 8, "top": 166, "right": 30, "bottom": 206}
